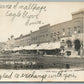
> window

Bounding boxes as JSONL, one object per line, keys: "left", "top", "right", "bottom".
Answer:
{"left": 34, "top": 37, "right": 35, "bottom": 40}
{"left": 62, "top": 28, "right": 65, "bottom": 35}
{"left": 68, "top": 28, "right": 71, "bottom": 36}
{"left": 57, "top": 32, "right": 59, "bottom": 34}
{"left": 39, "top": 35, "right": 41, "bottom": 38}
{"left": 51, "top": 33, "right": 53, "bottom": 37}
{"left": 54, "top": 32, "right": 56, "bottom": 36}
{"left": 66, "top": 40, "right": 72, "bottom": 48}
{"left": 78, "top": 30, "right": 80, "bottom": 33}
{"left": 74, "top": 27, "right": 77, "bottom": 31}
{"left": 43, "top": 35, "right": 45, "bottom": 37}
{"left": 37, "top": 44, "right": 39, "bottom": 46}
{"left": 57, "top": 32, "right": 60, "bottom": 40}
{"left": 62, "top": 40, "right": 64, "bottom": 42}
{"left": 74, "top": 26, "right": 77, "bottom": 33}
{"left": 58, "top": 37, "right": 60, "bottom": 40}
{"left": 78, "top": 26, "right": 80, "bottom": 33}
{"left": 46, "top": 34, "right": 48, "bottom": 36}
{"left": 62, "top": 28, "right": 65, "bottom": 36}
{"left": 36, "top": 37, "right": 37, "bottom": 40}
{"left": 63, "top": 28, "right": 65, "bottom": 32}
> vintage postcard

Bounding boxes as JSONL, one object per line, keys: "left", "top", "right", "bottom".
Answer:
{"left": 0, "top": 1, "right": 84, "bottom": 82}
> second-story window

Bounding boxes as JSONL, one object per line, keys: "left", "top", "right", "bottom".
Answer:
{"left": 51, "top": 33, "right": 53, "bottom": 38}
{"left": 57, "top": 32, "right": 60, "bottom": 40}
{"left": 54, "top": 32, "right": 56, "bottom": 36}
{"left": 68, "top": 27, "right": 70, "bottom": 36}
{"left": 36, "top": 37, "right": 37, "bottom": 40}
{"left": 78, "top": 26, "right": 81, "bottom": 33}
{"left": 46, "top": 34, "right": 48, "bottom": 36}
{"left": 63, "top": 28, "right": 65, "bottom": 36}
{"left": 74, "top": 26, "right": 77, "bottom": 33}
{"left": 63, "top": 28, "right": 65, "bottom": 32}
{"left": 43, "top": 35, "right": 45, "bottom": 37}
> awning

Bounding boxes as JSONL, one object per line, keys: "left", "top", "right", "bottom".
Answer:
{"left": 13, "top": 47, "right": 19, "bottom": 51}
{"left": 4, "top": 48, "right": 13, "bottom": 51}
{"left": 12, "top": 42, "right": 60, "bottom": 51}
{"left": 35, "top": 42, "right": 60, "bottom": 50}
{"left": 23, "top": 44, "right": 37, "bottom": 50}
{"left": 23, "top": 46, "right": 30, "bottom": 50}
{"left": 13, "top": 46, "right": 24, "bottom": 51}
{"left": 35, "top": 43, "right": 49, "bottom": 50}
{"left": 46, "top": 42, "right": 60, "bottom": 50}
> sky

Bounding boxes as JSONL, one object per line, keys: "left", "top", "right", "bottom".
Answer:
{"left": 0, "top": 2, "right": 83, "bottom": 42}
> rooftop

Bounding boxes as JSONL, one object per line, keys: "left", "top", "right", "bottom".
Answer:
{"left": 15, "top": 34, "right": 30, "bottom": 40}
{"left": 72, "top": 8, "right": 84, "bottom": 15}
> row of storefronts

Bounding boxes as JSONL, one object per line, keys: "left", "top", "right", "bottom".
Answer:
{"left": 1, "top": 8, "right": 84, "bottom": 57}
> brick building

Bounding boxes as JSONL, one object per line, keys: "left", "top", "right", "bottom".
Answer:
{"left": 14, "top": 34, "right": 31, "bottom": 47}
{"left": 5, "top": 9, "right": 84, "bottom": 52}
{"left": 31, "top": 24, "right": 51, "bottom": 44}
{"left": 5, "top": 34, "right": 31, "bottom": 49}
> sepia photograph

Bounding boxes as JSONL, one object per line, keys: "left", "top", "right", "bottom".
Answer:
{"left": 0, "top": 1, "right": 84, "bottom": 82}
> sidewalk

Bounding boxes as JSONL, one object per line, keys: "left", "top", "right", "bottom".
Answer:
{"left": 65, "top": 50, "right": 83, "bottom": 58}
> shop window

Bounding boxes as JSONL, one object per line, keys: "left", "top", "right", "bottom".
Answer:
{"left": 37, "top": 44, "right": 39, "bottom": 46}
{"left": 74, "top": 39, "right": 81, "bottom": 51}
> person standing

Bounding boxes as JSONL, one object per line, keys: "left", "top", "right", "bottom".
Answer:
{"left": 80, "top": 44, "right": 83, "bottom": 57}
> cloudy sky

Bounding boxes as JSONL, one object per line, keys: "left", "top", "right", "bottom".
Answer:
{"left": 0, "top": 2, "right": 83, "bottom": 42}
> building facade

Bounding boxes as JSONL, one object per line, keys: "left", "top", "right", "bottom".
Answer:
{"left": 5, "top": 9, "right": 84, "bottom": 51}
{"left": 5, "top": 34, "right": 31, "bottom": 49}
{"left": 14, "top": 34, "right": 31, "bottom": 47}
{"left": 30, "top": 24, "right": 51, "bottom": 44}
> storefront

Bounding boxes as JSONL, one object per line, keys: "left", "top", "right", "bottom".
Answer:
{"left": 60, "top": 33, "right": 84, "bottom": 57}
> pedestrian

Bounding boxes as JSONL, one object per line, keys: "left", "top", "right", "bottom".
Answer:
{"left": 61, "top": 48, "right": 65, "bottom": 56}
{"left": 80, "top": 44, "right": 83, "bottom": 57}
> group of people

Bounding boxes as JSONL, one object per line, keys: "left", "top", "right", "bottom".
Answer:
{"left": 61, "top": 44, "right": 84, "bottom": 57}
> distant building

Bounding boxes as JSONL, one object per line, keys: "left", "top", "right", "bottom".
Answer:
{"left": 14, "top": 34, "right": 31, "bottom": 47}
{"left": 0, "top": 42, "right": 6, "bottom": 50}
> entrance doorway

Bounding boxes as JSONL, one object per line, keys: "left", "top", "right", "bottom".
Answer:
{"left": 66, "top": 40, "right": 72, "bottom": 48}
{"left": 74, "top": 39, "right": 81, "bottom": 51}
